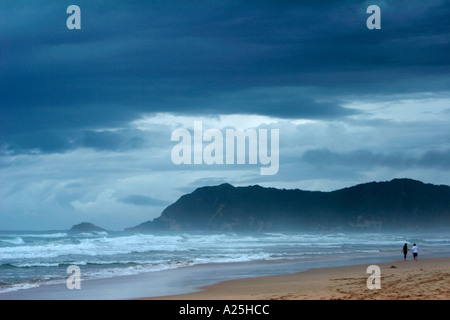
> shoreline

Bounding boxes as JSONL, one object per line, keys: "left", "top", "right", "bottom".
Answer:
{"left": 1, "top": 254, "right": 448, "bottom": 300}
{"left": 146, "top": 256, "right": 450, "bottom": 300}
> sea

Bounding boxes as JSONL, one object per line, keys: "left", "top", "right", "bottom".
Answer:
{"left": 0, "top": 230, "right": 449, "bottom": 299}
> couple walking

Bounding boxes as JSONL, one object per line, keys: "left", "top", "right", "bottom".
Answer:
{"left": 402, "top": 243, "right": 418, "bottom": 261}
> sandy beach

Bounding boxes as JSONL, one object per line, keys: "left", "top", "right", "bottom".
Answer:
{"left": 147, "top": 257, "right": 450, "bottom": 300}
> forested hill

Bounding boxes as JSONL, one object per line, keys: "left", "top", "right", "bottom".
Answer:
{"left": 126, "top": 179, "right": 450, "bottom": 232}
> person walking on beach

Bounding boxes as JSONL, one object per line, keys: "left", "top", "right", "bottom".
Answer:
{"left": 412, "top": 243, "right": 418, "bottom": 261}
{"left": 402, "top": 243, "right": 408, "bottom": 261}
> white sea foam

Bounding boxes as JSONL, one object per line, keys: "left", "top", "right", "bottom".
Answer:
{"left": 1, "top": 237, "right": 25, "bottom": 245}
{"left": 22, "top": 233, "right": 68, "bottom": 238}
{"left": 0, "top": 232, "right": 437, "bottom": 260}
{"left": 1, "top": 231, "right": 449, "bottom": 295}
{"left": 0, "top": 282, "right": 40, "bottom": 294}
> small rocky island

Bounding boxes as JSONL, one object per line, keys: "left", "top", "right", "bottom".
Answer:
{"left": 69, "top": 222, "right": 106, "bottom": 232}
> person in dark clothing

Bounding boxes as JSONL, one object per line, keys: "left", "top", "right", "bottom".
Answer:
{"left": 402, "top": 243, "right": 408, "bottom": 261}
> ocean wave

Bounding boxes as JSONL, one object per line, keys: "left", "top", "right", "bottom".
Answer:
{"left": 1, "top": 237, "right": 25, "bottom": 245}
{"left": 21, "top": 233, "right": 68, "bottom": 238}
{"left": 77, "top": 231, "right": 109, "bottom": 237}
{"left": 2, "top": 262, "right": 61, "bottom": 268}
{"left": 0, "top": 231, "right": 443, "bottom": 260}
{"left": 1, "top": 231, "right": 449, "bottom": 295}
{"left": 0, "top": 282, "right": 41, "bottom": 294}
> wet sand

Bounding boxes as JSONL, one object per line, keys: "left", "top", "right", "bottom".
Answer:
{"left": 147, "top": 257, "right": 450, "bottom": 300}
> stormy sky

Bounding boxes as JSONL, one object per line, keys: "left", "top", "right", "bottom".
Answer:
{"left": 1, "top": 0, "right": 449, "bottom": 230}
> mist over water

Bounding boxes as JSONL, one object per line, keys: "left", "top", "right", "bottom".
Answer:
{"left": 1, "top": 230, "right": 449, "bottom": 294}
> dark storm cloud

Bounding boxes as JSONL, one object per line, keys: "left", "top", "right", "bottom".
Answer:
{"left": 176, "top": 87, "right": 360, "bottom": 119}
{"left": 118, "top": 194, "right": 169, "bottom": 207}
{"left": 2, "top": 126, "right": 162, "bottom": 153}
{"left": 2, "top": 129, "right": 76, "bottom": 153}
{"left": 80, "top": 130, "right": 145, "bottom": 152}
{"left": 1, "top": 0, "right": 449, "bottom": 152}
{"left": 301, "top": 148, "right": 450, "bottom": 170}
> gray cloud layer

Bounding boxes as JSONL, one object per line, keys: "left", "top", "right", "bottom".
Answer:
{"left": 301, "top": 148, "right": 450, "bottom": 170}
{"left": 1, "top": 0, "right": 449, "bottom": 153}
{"left": 118, "top": 194, "right": 169, "bottom": 207}
{"left": 1, "top": 1, "right": 449, "bottom": 229}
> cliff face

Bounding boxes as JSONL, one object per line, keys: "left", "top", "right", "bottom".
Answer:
{"left": 126, "top": 179, "right": 450, "bottom": 232}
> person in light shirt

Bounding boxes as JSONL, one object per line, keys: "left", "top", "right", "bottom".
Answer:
{"left": 412, "top": 243, "right": 419, "bottom": 261}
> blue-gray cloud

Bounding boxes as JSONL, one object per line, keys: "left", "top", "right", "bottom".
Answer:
{"left": 118, "top": 195, "right": 169, "bottom": 207}
{"left": 1, "top": 0, "right": 449, "bottom": 153}
{"left": 1, "top": 0, "right": 449, "bottom": 230}
{"left": 301, "top": 148, "right": 450, "bottom": 170}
